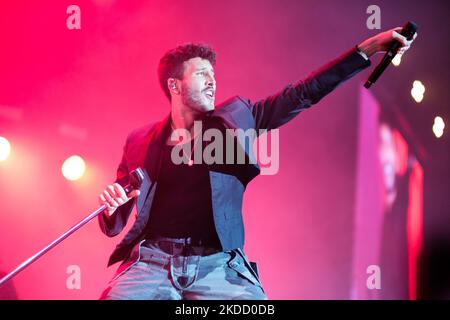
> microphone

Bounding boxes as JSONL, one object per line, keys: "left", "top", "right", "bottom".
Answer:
{"left": 364, "top": 21, "right": 418, "bottom": 89}
{"left": 123, "top": 167, "right": 145, "bottom": 195}
{"left": 101, "top": 168, "right": 146, "bottom": 219}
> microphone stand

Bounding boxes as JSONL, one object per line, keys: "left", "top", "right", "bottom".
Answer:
{"left": 0, "top": 204, "right": 108, "bottom": 286}
{"left": 0, "top": 167, "right": 145, "bottom": 287}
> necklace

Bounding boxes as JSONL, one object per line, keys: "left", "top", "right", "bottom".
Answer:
{"left": 171, "top": 121, "right": 200, "bottom": 166}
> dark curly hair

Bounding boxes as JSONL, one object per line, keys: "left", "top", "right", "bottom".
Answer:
{"left": 158, "top": 43, "right": 216, "bottom": 101}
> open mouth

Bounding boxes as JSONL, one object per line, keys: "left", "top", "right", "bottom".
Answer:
{"left": 204, "top": 90, "right": 215, "bottom": 100}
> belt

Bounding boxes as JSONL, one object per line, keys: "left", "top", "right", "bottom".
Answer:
{"left": 145, "top": 235, "right": 203, "bottom": 246}
{"left": 143, "top": 235, "right": 221, "bottom": 256}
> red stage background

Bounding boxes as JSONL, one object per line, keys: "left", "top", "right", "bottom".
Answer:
{"left": 0, "top": 0, "right": 447, "bottom": 299}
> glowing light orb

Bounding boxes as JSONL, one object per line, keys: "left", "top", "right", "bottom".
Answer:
{"left": 0, "top": 137, "right": 11, "bottom": 161}
{"left": 433, "top": 116, "right": 445, "bottom": 138}
{"left": 411, "top": 80, "right": 425, "bottom": 103}
{"left": 62, "top": 155, "right": 86, "bottom": 181}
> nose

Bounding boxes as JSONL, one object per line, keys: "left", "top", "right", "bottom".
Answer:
{"left": 205, "top": 73, "right": 215, "bottom": 88}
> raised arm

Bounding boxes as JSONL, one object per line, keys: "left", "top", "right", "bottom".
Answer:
{"left": 248, "top": 27, "right": 417, "bottom": 132}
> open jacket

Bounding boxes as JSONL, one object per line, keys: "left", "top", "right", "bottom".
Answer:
{"left": 99, "top": 46, "right": 371, "bottom": 266}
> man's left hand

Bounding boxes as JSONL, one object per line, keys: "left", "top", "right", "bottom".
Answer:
{"left": 357, "top": 27, "right": 418, "bottom": 58}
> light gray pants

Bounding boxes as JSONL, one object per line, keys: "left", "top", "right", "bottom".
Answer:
{"left": 100, "top": 240, "right": 267, "bottom": 300}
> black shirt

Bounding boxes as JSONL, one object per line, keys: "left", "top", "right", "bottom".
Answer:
{"left": 144, "top": 127, "right": 221, "bottom": 248}
{"left": 143, "top": 116, "right": 256, "bottom": 248}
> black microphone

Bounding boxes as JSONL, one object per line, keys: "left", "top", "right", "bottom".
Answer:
{"left": 364, "top": 21, "right": 418, "bottom": 89}
{"left": 123, "top": 167, "right": 145, "bottom": 195}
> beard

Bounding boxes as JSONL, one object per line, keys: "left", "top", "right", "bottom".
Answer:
{"left": 181, "top": 85, "right": 214, "bottom": 113}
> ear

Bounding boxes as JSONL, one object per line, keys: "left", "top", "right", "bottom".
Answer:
{"left": 167, "top": 78, "right": 179, "bottom": 95}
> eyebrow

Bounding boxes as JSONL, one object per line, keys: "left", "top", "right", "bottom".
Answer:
{"left": 196, "top": 67, "right": 215, "bottom": 73}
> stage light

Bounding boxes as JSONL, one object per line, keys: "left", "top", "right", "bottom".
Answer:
{"left": 392, "top": 54, "right": 402, "bottom": 66}
{"left": 432, "top": 116, "right": 445, "bottom": 138}
{"left": 411, "top": 80, "right": 425, "bottom": 103}
{"left": 0, "top": 136, "right": 11, "bottom": 161}
{"left": 62, "top": 155, "right": 86, "bottom": 181}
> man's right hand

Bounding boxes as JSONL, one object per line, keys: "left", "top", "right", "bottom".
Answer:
{"left": 98, "top": 183, "right": 141, "bottom": 217}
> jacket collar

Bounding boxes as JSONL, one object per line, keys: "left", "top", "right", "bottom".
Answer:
{"left": 142, "top": 100, "right": 252, "bottom": 181}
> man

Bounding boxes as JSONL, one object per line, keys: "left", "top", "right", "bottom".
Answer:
{"left": 98, "top": 27, "right": 416, "bottom": 300}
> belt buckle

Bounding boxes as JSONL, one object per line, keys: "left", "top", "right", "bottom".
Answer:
{"left": 181, "top": 237, "right": 202, "bottom": 247}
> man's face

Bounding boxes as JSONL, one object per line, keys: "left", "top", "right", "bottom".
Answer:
{"left": 179, "top": 57, "right": 216, "bottom": 113}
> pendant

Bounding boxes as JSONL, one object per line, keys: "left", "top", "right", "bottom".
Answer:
{"left": 188, "top": 159, "right": 194, "bottom": 166}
